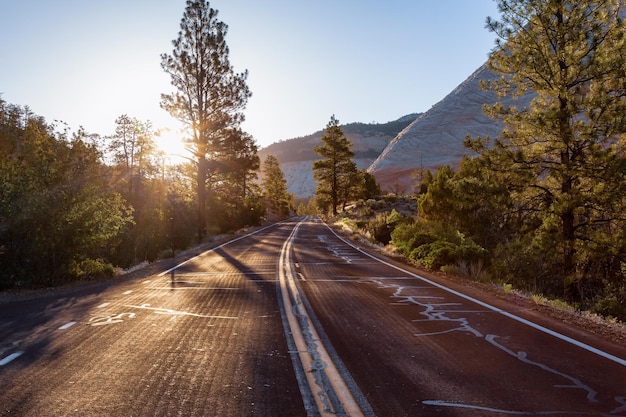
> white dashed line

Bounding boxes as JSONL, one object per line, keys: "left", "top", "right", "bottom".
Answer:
{"left": 58, "top": 321, "right": 76, "bottom": 330}
{"left": 0, "top": 351, "right": 24, "bottom": 366}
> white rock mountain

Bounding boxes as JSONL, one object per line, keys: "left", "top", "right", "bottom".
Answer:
{"left": 368, "top": 64, "right": 533, "bottom": 192}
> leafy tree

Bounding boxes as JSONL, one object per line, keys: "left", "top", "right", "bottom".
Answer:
{"left": 296, "top": 198, "right": 318, "bottom": 216}
{"left": 417, "top": 160, "right": 515, "bottom": 252}
{"left": 418, "top": 166, "right": 456, "bottom": 226}
{"left": 108, "top": 115, "right": 158, "bottom": 195}
{"left": 412, "top": 168, "right": 433, "bottom": 195}
{"left": 468, "top": 0, "right": 626, "bottom": 298}
{"left": 313, "top": 115, "right": 358, "bottom": 215}
{"left": 161, "top": 0, "right": 251, "bottom": 240}
{"left": 208, "top": 127, "right": 262, "bottom": 231}
{"left": 262, "top": 154, "right": 291, "bottom": 219}
{"left": 0, "top": 104, "right": 133, "bottom": 287}
{"left": 360, "top": 170, "right": 382, "bottom": 199}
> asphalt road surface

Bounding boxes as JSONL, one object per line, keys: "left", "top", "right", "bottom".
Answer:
{"left": 1, "top": 217, "right": 624, "bottom": 416}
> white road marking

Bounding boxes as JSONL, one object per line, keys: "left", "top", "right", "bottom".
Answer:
{"left": 96, "top": 302, "right": 110, "bottom": 309}
{"left": 58, "top": 321, "right": 76, "bottom": 330}
{"left": 122, "top": 290, "right": 133, "bottom": 295}
{"left": 123, "top": 304, "right": 237, "bottom": 319}
{"left": 89, "top": 312, "right": 135, "bottom": 326}
{"left": 0, "top": 351, "right": 24, "bottom": 366}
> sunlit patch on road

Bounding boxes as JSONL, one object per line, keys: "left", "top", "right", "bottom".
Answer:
{"left": 124, "top": 304, "right": 237, "bottom": 320}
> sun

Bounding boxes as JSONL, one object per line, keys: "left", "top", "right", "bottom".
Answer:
{"left": 154, "top": 122, "right": 192, "bottom": 163}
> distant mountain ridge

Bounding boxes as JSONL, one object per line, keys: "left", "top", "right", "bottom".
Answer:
{"left": 257, "top": 114, "right": 420, "bottom": 197}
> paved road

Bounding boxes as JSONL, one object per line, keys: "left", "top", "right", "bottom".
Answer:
{"left": 0, "top": 217, "right": 625, "bottom": 416}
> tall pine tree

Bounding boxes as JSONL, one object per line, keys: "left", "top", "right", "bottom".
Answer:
{"left": 161, "top": 0, "right": 251, "bottom": 240}
{"left": 312, "top": 116, "right": 357, "bottom": 216}
{"left": 262, "top": 155, "right": 291, "bottom": 219}
{"left": 468, "top": 0, "right": 626, "bottom": 296}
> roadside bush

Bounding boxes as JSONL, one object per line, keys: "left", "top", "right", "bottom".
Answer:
{"left": 386, "top": 209, "right": 413, "bottom": 230}
{"left": 410, "top": 241, "right": 489, "bottom": 270}
{"left": 443, "top": 259, "right": 491, "bottom": 282}
{"left": 360, "top": 209, "right": 415, "bottom": 245}
{"left": 363, "top": 213, "right": 392, "bottom": 244}
{"left": 68, "top": 258, "right": 116, "bottom": 281}
{"left": 391, "top": 220, "right": 490, "bottom": 272}
{"left": 390, "top": 222, "right": 437, "bottom": 256}
{"left": 410, "top": 240, "right": 457, "bottom": 269}
{"left": 591, "top": 281, "right": 626, "bottom": 322}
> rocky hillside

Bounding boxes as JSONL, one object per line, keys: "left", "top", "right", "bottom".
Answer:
{"left": 368, "top": 64, "right": 534, "bottom": 192}
{"left": 257, "top": 115, "right": 419, "bottom": 197}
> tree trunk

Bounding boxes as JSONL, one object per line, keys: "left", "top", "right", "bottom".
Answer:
{"left": 196, "top": 157, "right": 208, "bottom": 241}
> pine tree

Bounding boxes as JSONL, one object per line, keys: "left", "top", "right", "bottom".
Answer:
{"left": 312, "top": 115, "right": 357, "bottom": 216}
{"left": 470, "top": 0, "right": 626, "bottom": 293}
{"left": 161, "top": 0, "right": 251, "bottom": 240}
{"left": 262, "top": 155, "right": 291, "bottom": 219}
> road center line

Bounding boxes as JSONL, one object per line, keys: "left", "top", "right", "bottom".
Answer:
{"left": 278, "top": 219, "right": 370, "bottom": 417}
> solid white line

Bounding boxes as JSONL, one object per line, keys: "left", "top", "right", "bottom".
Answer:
{"left": 0, "top": 351, "right": 24, "bottom": 366}
{"left": 58, "top": 321, "right": 76, "bottom": 330}
{"left": 324, "top": 221, "right": 626, "bottom": 368}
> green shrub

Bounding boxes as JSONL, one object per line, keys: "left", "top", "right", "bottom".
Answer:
{"left": 410, "top": 240, "right": 457, "bottom": 269}
{"left": 69, "top": 258, "right": 115, "bottom": 281}
{"left": 364, "top": 213, "right": 392, "bottom": 244}
{"left": 391, "top": 222, "right": 437, "bottom": 256}
{"left": 591, "top": 282, "right": 626, "bottom": 323}
{"left": 386, "top": 209, "right": 414, "bottom": 229}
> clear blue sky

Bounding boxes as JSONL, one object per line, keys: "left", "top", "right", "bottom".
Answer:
{"left": 0, "top": 0, "right": 499, "bottom": 153}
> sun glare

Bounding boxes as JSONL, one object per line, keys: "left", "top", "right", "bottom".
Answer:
{"left": 155, "top": 123, "right": 191, "bottom": 163}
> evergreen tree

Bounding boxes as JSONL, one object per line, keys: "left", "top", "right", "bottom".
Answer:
{"left": 312, "top": 115, "right": 357, "bottom": 215}
{"left": 215, "top": 127, "right": 262, "bottom": 229}
{"left": 161, "top": 0, "right": 251, "bottom": 240}
{"left": 468, "top": 0, "right": 626, "bottom": 296}
{"left": 262, "top": 155, "right": 291, "bottom": 219}
{"left": 359, "top": 170, "right": 382, "bottom": 200}
{"left": 0, "top": 104, "right": 134, "bottom": 287}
